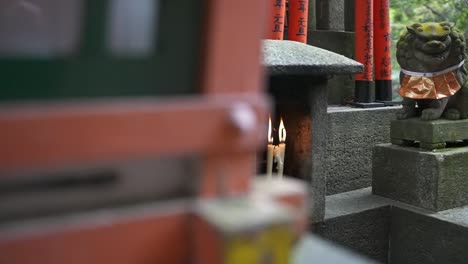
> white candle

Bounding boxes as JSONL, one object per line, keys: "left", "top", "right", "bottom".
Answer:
{"left": 277, "top": 118, "right": 286, "bottom": 178}
{"left": 267, "top": 116, "right": 274, "bottom": 178}
{"left": 276, "top": 143, "right": 285, "bottom": 178}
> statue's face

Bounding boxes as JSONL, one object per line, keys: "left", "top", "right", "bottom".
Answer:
{"left": 407, "top": 22, "right": 454, "bottom": 63}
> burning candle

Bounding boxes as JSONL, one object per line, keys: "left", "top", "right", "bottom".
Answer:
{"left": 267, "top": 115, "right": 274, "bottom": 178}
{"left": 276, "top": 118, "right": 286, "bottom": 178}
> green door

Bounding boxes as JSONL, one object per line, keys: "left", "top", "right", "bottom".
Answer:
{"left": 0, "top": 0, "right": 203, "bottom": 101}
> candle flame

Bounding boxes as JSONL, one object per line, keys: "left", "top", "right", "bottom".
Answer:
{"left": 279, "top": 118, "right": 286, "bottom": 143}
{"left": 268, "top": 115, "right": 273, "bottom": 143}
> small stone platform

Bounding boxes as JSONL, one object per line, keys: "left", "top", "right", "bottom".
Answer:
{"left": 391, "top": 118, "right": 468, "bottom": 150}
{"left": 373, "top": 144, "right": 468, "bottom": 211}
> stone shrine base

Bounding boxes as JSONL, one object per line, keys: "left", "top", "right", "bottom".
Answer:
{"left": 391, "top": 118, "right": 468, "bottom": 150}
{"left": 315, "top": 187, "right": 468, "bottom": 264}
{"left": 372, "top": 144, "right": 468, "bottom": 212}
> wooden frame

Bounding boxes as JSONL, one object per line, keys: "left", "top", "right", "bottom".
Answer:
{"left": 0, "top": 95, "right": 268, "bottom": 174}
{"left": 200, "top": 0, "right": 268, "bottom": 197}
{"left": 0, "top": 0, "right": 269, "bottom": 262}
{"left": 0, "top": 201, "right": 191, "bottom": 264}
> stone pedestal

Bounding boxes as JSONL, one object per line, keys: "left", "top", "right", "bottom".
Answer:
{"left": 391, "top": 118, "right": 468, "bottom": 150}
{"left": 373, "top": 144, "right": 468, "bottom": 211}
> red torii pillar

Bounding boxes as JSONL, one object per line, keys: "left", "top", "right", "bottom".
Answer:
{"left": 354, "top": 0, "right": 393, "bottom": 106}
{"left": 288, "top": 0, "right": 309, "bottom": 43}
{"left": 267, "top": 0, "right": 286, "bottom": 39}
{"left": 374, "top": 0, "right": 392, "bottom": 102}
{"left": 354, "top": 0, "right": 374, "bottom": 105}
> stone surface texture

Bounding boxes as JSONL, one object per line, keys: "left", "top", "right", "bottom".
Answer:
{"left": 315, "top": 207, "right": 391, "bottom": 263}
{"left": 307, "top": 0, "right": 317, "bottom": 31}
{"left": 390, "top": 206, "right": 468, "bottom": 264}
{"left": 373, "top": 144, "right": 468, "bottom": 211}
{"left": 326, "top": 106, "right": 400, "bottom": 195}
{"left": 308, "top": 30, "right": 356, "bottom": 104}
{"left": 391, "top": 118, "right": 468, "bottom": 148}
{"left": 315, "top": 188, "right": 392, "bottom": 263}
{"left": 293, "top": 235, "right": 378, "bottom": 264}
{"left": 324, "top": 187, "right": 393, "bottom": 218}
{"left": 314, "top": 0, "right": 345, "bottom": 31}
{"left": 344, "top": 0, "right": 355, "bottom": 31}
{"left": 435, "top": 205, "right": 468, "bottom": 227}
{"left": 263, "top": 40, "right": 363, "bottom": 76}
{"left": 316, "top": 188, "right": 468, "bottom": 264}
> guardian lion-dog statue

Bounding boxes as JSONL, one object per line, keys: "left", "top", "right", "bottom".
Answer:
{"left": 396, "top": 22, "right": 468, "bottom": 120}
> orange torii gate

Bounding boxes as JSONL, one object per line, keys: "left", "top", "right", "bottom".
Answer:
{"left": 355, "top": 0, "right": 393, "bottom": 106}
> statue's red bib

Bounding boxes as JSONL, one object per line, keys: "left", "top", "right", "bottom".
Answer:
{"left": 399, "top": 71, "right": 461, "bottom": 99}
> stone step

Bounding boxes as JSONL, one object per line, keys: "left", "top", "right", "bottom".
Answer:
{"left": 314, "top": 188, "right": 393, "bottom": 263}
{"left": 293, "top": 235, "right": 378, "bottom": 264}
{"left": 314, "top": 188, "right": 468, "bottom": 264}
{"left": 390, "top": 205, "right": 468, "bottom": 264}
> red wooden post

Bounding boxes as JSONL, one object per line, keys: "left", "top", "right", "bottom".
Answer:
{"left": 267, "top": 0, "right": 286, "bottom": 39}
{"left": 374, "top": 0, "right": 392, "bottom": 102}
{"left": 287, "top": 0, "right": 309, "bottom": 43}
{"left": 354, "top": 0, "right": 374, "bottom": 103}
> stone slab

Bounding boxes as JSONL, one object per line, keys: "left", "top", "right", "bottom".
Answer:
{"left": 308, "top": 30, "right": 355, "bottom": 57}
{"left": 391, "top": 118, "right": 468, "bottom": 149}
{"left": 314, "top": 0, "right": 345, "bottom": 31}
{"left": 326, "top": 106, "right": 400, "bottom": 195}
{"left": 311, "top": 188, "right": 468, "bottom": 263}
{"left": 314, "top": 188, "right": 392, "bottom": 263}
{"left": 373, "top": 144, "right": 468, "bottom": 211}
{"left": 344, "top": 0, "right": 355, "bottom": 32}
{"left": 390, "top": 206, "right": 468, "bottom": 264}
{"left": 263, "top": 40, "right": 363, "bottom": 76}
{"left": 308, "top": 30, "right": 356, "bottom": 104}
{"left": 435, "top": 205, "right": 468, "bottom": 227}
{"left": 324, "top": 187, "right": 393, "bottom": 219}
{"left": 293, "top": 235, "right": 379, "bottom": 264}
{"left": 306, "top": 0, "right": 316, "bottom": 31}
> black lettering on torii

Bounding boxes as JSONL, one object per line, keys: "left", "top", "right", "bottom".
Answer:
{"left": 296, "top": 17, "right": 306, "bottom": 36}
{"left": 273, "top": 14, "right": 284, "bottom": 33}
{"left": 298, "top": 0, "right": 307, "bottom": 12}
